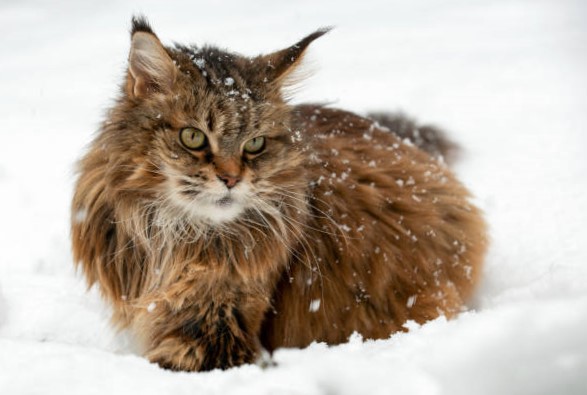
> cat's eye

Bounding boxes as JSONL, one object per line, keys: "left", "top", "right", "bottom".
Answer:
{"left": 179, "top": 127, "right": 207, "bottom": 150}
{"left": 243, "top": 136, "right": 266, "bottom": 154}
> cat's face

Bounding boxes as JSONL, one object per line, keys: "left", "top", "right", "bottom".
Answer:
{"left": 112, "top": 23, "right": 325, "bottom": 225}
{"left": 149, "top": 82, "right": 299, "bottom": 224}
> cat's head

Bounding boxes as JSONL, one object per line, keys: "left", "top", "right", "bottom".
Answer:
{"left": 107, "top": 17, "right": 328, "bottom": 225}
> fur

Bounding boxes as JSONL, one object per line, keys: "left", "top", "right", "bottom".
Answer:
{"left": 71, "top": 17, "right": 487, "bottom": 371}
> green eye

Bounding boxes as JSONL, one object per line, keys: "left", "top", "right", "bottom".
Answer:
{"left": 179, "top": 127, "right": 207, "bottom": 150}
{"left": 243, "top": 136, "right": 266, "bottom": 154}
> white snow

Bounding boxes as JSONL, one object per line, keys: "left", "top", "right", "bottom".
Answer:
{"left": 406, "top": 295, "right": 417, "bottom": 309}
{"left": 1, "top": 0, "right": 587, "bottom": 394}
{"left": 308, "top": 299, "right": 321, "bottom": 313}
{"left": 193, "top": 58, "right": 206, "bottom": 69}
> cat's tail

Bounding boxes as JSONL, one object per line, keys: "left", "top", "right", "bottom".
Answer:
{"left": 367, "top": 112, "right": 460, "bottom": 165}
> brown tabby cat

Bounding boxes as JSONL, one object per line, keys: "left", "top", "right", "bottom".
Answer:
{"left": 71, "top": 16, "right": 487, "bottom": 372}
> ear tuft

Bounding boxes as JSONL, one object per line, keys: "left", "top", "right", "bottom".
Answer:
{"left": 131, "top": 15, "right": 154, "bottom": 36}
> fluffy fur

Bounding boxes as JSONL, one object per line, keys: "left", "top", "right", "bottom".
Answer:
{"left": 71, "top": 16, "right": 487, "bottom": 371}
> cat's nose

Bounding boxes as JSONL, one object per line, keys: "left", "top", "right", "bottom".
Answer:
{"left": 217, "top": 174, "right": 241, "bottom": 189}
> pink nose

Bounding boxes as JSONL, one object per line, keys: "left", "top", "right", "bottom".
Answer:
{"left": 217, "top": 174, "right": 241, "bottom": 189}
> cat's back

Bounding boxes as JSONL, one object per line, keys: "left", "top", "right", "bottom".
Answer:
{"left": 261, "top": 104, "right": 487, "bottom": 350}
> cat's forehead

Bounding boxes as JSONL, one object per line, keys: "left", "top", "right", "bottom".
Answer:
{"left": 166, "top": 45, "right": 289, "bottom": 146}
{"left": 175, "top": 45, "right": 266, "bottom": 100}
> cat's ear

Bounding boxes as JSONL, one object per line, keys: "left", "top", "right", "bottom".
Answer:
{"left": 255, "top": 28, "right": 331, "bottom": 86}
{"left": 126, "top": 16, "right": 177, "bottom": 99}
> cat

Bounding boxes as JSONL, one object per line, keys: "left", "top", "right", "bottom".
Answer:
{"left": 71, "top": 16, "right": 487, "bottom": 372}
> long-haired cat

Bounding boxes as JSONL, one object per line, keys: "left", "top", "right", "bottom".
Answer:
{"left": 71, "top": 16, "right": 487, "bottom": 372}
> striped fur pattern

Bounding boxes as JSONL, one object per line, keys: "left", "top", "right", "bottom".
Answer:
{"left": 71, "top": 17, "right": 487, "bottom": 371}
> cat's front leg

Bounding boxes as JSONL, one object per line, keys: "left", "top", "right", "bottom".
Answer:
{"left": 141, "top": 297, "right": 266, "bottom": 371}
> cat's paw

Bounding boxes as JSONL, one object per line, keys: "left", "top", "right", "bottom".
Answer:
{"left": 147, "top": 336, "right": 203, "bottom": 372}
{"left": 147, "top": 328, "right": 257, "bottom": 371}
{"left": 255, "top": 347, "right": 276, "bottom": 369}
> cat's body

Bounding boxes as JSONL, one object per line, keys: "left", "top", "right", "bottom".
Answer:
{"left": 71, "top": 17, "right": 487, "bottom": 371}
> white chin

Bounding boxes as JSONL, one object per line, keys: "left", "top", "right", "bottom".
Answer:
{"left": 172, "top": 193, "right": 246, "bottom": 224}
{"left": 166, "top": 177, "right": 250, "bottom": 224}
{"left": 197, "top": 201, "right": 244, "bottom": 223}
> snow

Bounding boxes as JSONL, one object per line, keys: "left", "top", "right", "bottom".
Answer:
{"left": 308, "top": 299, "right": 321, "bottom": 313}
{"left": 1, "top": 0, "right": 587, "bottom": 394}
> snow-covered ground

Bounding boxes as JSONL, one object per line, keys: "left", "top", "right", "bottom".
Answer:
{"left": 1, "top": 0, "right": 586, "bottom": 394}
